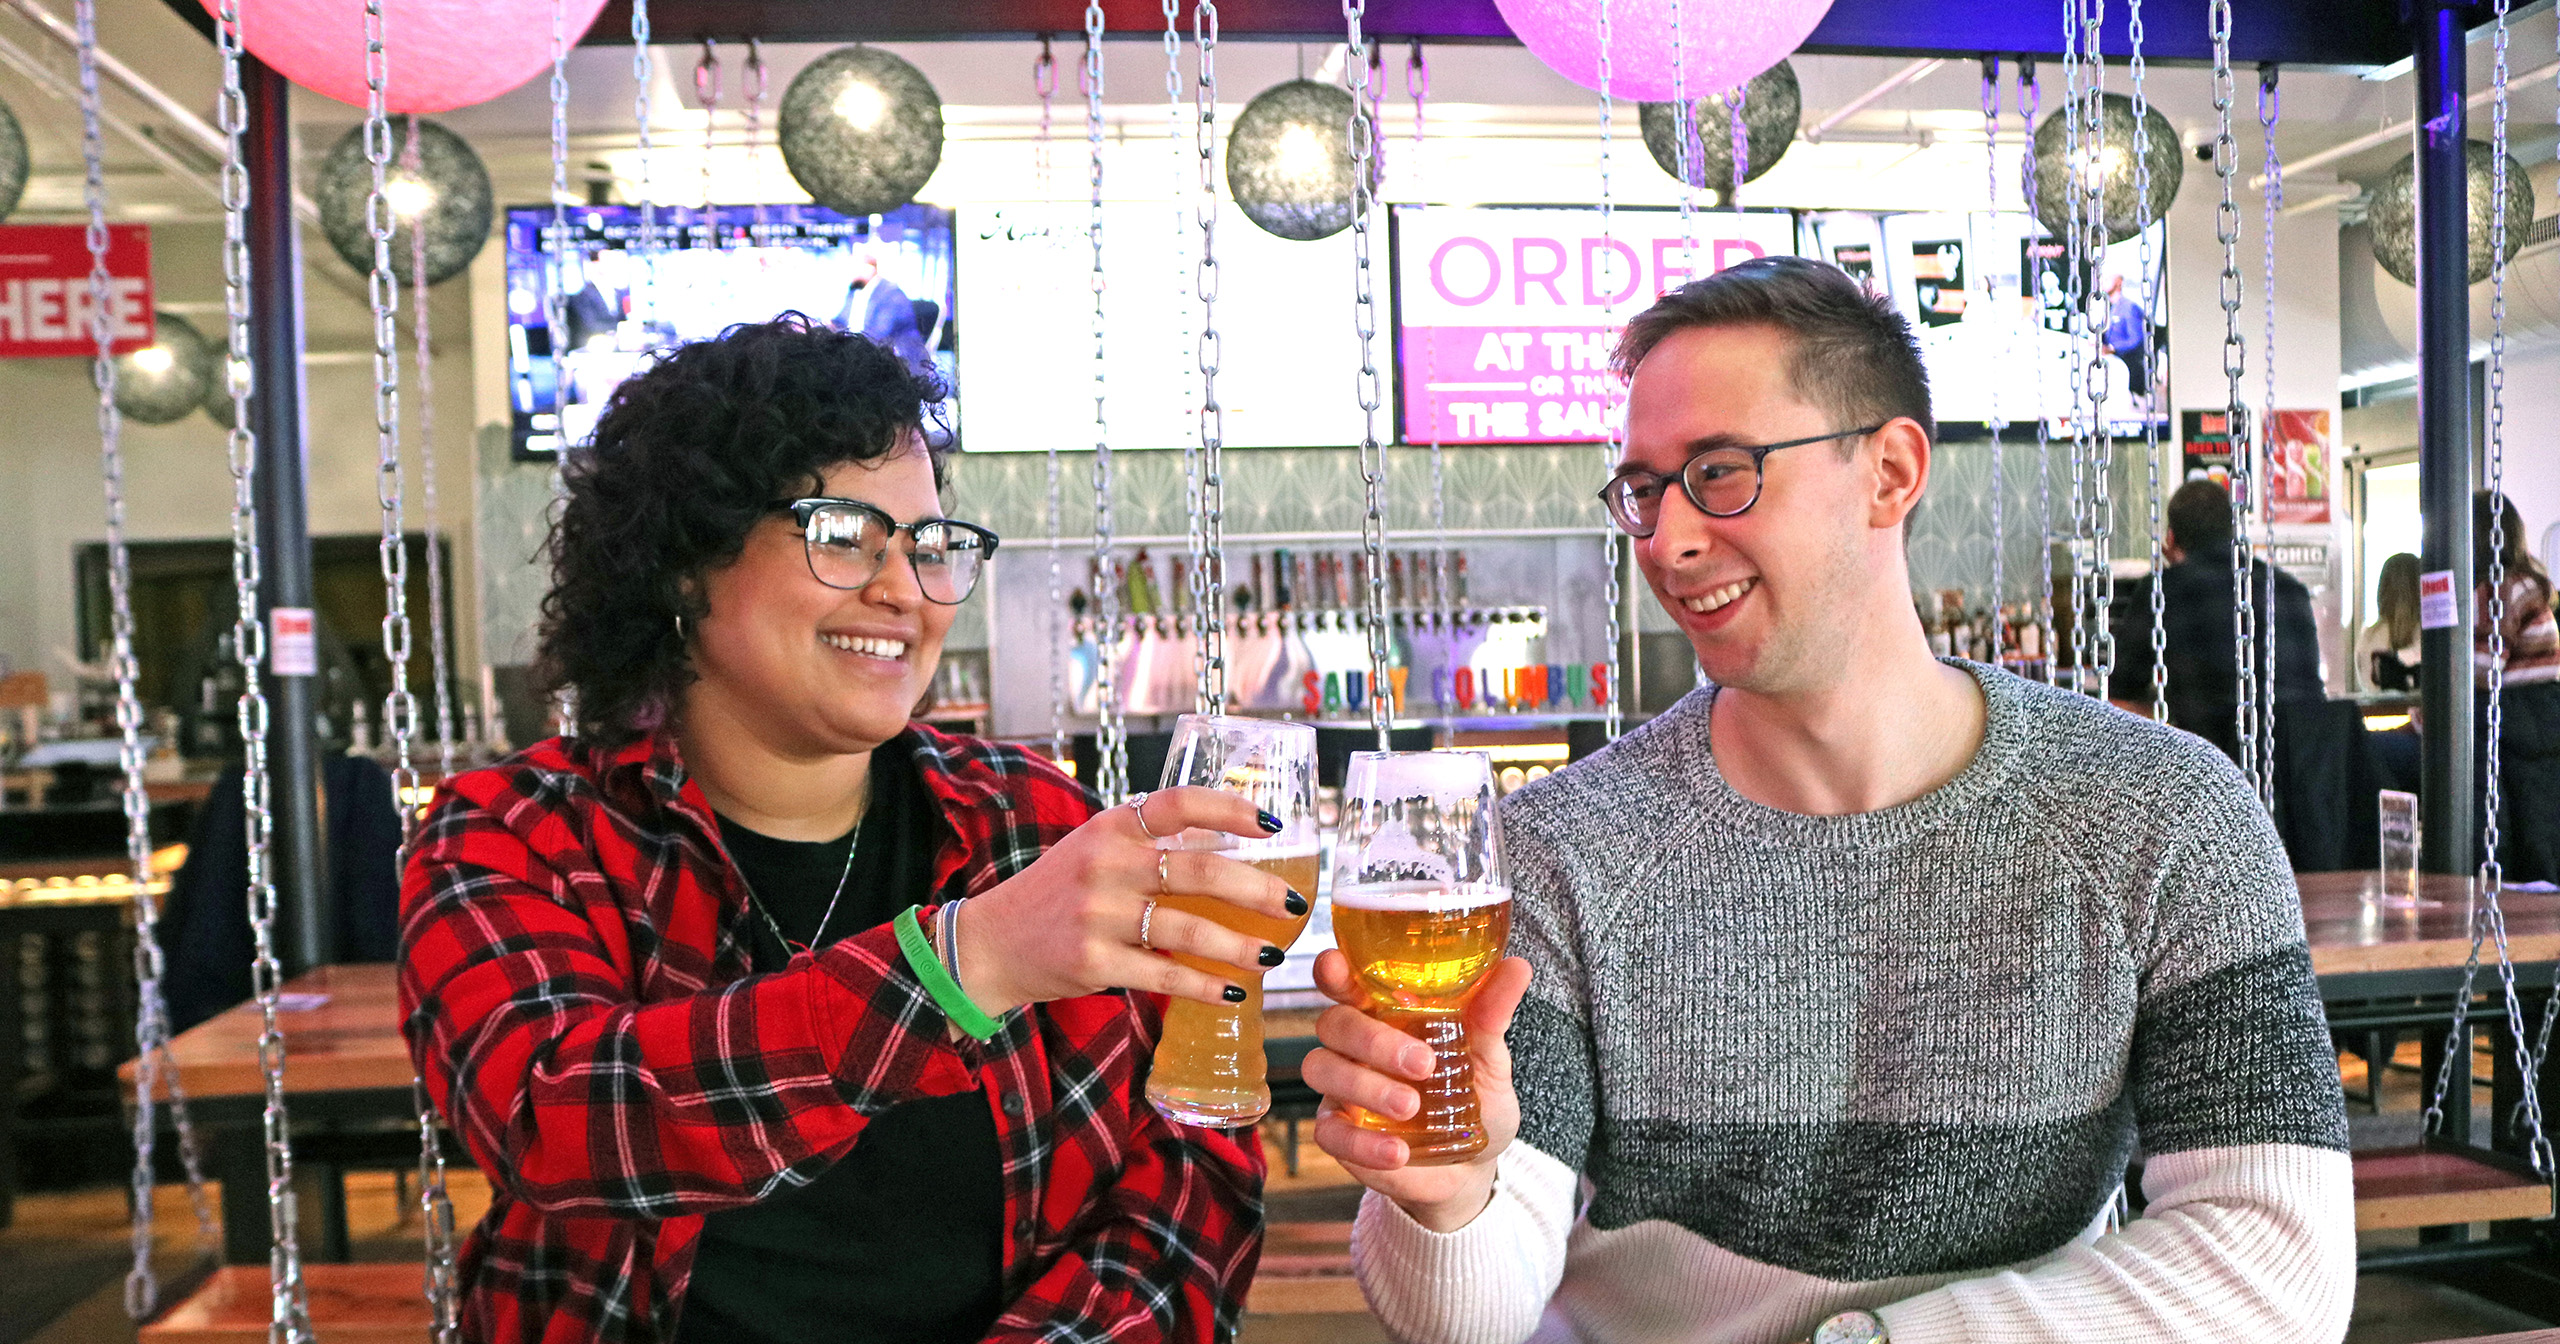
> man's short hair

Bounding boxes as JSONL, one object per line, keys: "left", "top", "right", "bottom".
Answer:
{"left": 2167, "top": 478, "right": 2235, "bottom": 558}
{"left": 1613, "top": 255, "right": 1935, "bottom": 449}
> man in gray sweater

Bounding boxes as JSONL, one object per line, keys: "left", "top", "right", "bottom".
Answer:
{"left": 1301, "top": 256, "right": 2353, "bottom": 1344}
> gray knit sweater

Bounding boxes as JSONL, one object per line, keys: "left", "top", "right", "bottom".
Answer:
{"left": 1351, "top": 663, "right": 2355, "bottom": 1344}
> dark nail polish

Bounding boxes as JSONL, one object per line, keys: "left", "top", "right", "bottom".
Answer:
{"left": 1256, "top": 809, "right": 1284, "bottom": 835}
{"left": 1258, "top": 945, "right": 1286, "bottom": 967}
{"left": 1222, "top": 984, "right": 1248, "bottom": 1003}
{"left": 1284, "top": 890, "right": 1310, "bottom": 917}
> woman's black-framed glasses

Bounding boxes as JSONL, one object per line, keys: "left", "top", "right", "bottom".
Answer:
{"left": 768, "top": 498, "right": 1000, "bottom": 605}
{"left": 1596, "top": 425, "right": 1886, "bottom": 537}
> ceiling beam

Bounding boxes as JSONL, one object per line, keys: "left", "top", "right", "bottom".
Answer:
{"left": 577, "top": 0, "right": 2414, "bottom": 70}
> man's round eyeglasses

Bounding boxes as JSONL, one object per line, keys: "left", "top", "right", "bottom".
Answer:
{"left": 768, "top": 498, "right": 1001, "bottom": 605}
{"left": 1597, "top": 425, "right": 1886, "bottom": 537}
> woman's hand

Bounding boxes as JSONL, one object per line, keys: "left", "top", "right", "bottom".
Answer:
{"left": 952, "top": 787, "right": 1309, "bottom": 1015}
{"left": 1302, "top": 950, "right": 1534, "bottom": 1233}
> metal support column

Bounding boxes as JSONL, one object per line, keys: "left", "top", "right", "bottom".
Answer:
{"left": 2412, "top": 0, "right": 2475, "bottom": 877}
{"left": 244, "top": 54, "right": 332, "bottom": 973}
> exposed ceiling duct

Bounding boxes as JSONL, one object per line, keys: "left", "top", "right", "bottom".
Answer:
{"left": 2340, "top": 214, "right": 2560, "bottom": 385}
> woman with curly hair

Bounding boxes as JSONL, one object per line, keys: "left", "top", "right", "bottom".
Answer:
{"left": 399, "top": 315, "right": 1295, "bottom": 1344}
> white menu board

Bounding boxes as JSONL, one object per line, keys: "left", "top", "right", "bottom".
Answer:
{"left": 955, "top": 201, "right": 1369, "bottom": 453}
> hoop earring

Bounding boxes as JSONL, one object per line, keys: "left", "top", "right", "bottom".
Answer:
{"left": 672, "top": 612, "right": 687, "bottom": 641}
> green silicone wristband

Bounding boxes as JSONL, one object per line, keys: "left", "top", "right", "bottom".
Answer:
{"left": 896, "top": 905, "right": 1004, "bottom": 1042}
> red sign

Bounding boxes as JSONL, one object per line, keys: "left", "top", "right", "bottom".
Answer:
{"left": 0, "top": 224, "right": 153, "bottom": 358}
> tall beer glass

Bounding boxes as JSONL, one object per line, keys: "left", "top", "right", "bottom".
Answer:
{"left": 1146, "top": 715, "right": 1319, "bottom": 1127}
{"left": 1329, "top": 749, "right": 1510, "bottom": 1166}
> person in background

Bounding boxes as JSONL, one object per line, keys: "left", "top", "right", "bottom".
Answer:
{"left": 2109, "top": 477, "right": 2324, "bottom": 761}
{"left": 401, "top": 317, "right": 1292, "bottom": 1344}
{"left": 2477, "top": 490, "right": 2560, "bottom": 883}
{"left": 2359, "top": 552, "right": 2422, "bottom": 692}
{"left": 832, "top": 246, "right": 932, "bottom": 374}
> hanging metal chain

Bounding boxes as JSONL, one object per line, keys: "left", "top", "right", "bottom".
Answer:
{"left": 1670, "top": 0, "right": 1696, "bottom": 264}
{"left": 2061, "top": 10, "right": 2090, "bottom": 694}
{"left": 631, "top": 0, "right": 655, "bottom": 322}
{"left": 1168, "top": 0, "right": 1211, "bottom": 714}
{"left": 2019, "top": 63, "right": 2057, "bottom": 685}
{"left": 402, "top": 132, "right": 454, "bottom": 778}
{"left": 2082, "top": 0, "right": 2114, "bottom": 703}
{"left": 1983, "top": 58, "right": 2005, "bottom": 664}
{"left": 545, "top": 0, "right": 572, "bottom": 505}
{"left": 2210, "top": 0, "right": 2259, "bottom": 796}
{"left": 396, "top": 121, "right": 461, "bottom": 1344}
{"left": 212, "top": 2, "right": 307, "bottom": 1331}
{"left": 1411, "top": 41, "right": 1451, "bottom": 712}
{"left": 2133, "top": 6, "right": 2167, "bottom": 724}
{"left": 1726, "top": 80, "right": 1748, "bottom": 206}
{"left": 1036, "top": 40, "right": 1067, "bottom": 764}
{"left": 742, "top": 41, "right": 767, "bottom": 241}
{"left": 2254, "top": 65, "right": 2282, "bottom": 809}
{"left": 2480, "top": 0, "right": 2550, "bottom": 1176}
{"left": 1346, "top": 0, "right": 1393, "bottom": 747}
{"left": 1597, "top": 0, "right": 1625, "bottom": 735}
{"left": 1084, "top": 2, "right": 1126, "bottom": 804}
{"left": 1193, "top": 0, "right": 1230, "bottom": 714}
{"left": 695, "top": 40, "right": 720, "bottom": 232}
{"left": 78, "top": 0, "right": 219, "bottom": 1317}
{"left": 364, "top": 27, "right": 417, "bottom": 866}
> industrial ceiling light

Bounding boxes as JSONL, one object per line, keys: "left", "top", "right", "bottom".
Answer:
{"left": 1228, "top": 79, "right": 1362, "bottom": 242}
{"left": 316, "top": 118, "right": 494, "bottom": 286}
{"left": 110, "top": 312, "right": 217, "bottom": 425}
{"left": 1639, "top": 60, "right": 1801, "bottom": 192}
{"left": 2030, "top": 92, "right": 2183, "bottom": 245}
{"left": 778, "top": 46, "right": 944, "bottom": 217}
{"left": 2368, "top": 141, "right": 2534, "bottom": 287}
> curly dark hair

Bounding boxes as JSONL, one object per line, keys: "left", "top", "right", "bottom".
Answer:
{"left": 536, "top": 314, "right": 949, "bottom": 747}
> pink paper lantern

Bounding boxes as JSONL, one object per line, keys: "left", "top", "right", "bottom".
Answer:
{"left": 1493, "top": 0, "right": 1834, "bottom": 102}
{"left": 200, "top": 0, "right": 612, "bottom": 114}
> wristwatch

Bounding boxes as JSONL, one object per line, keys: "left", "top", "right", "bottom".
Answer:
{"left": 1810, "top": 1310, "right": 1888, "bottom": 1344}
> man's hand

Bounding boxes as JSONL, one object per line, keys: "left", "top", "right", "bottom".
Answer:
{"left": 1302, "top": 949, "right": 1534, "bottom": 1233}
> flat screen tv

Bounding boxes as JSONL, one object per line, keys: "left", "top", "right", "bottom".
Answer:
{"left": 501, "top": 202, "right": 957, "bottom": 459}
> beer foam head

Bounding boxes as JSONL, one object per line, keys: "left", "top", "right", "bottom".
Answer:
{"left": 1329, "top": 880, "right": 1512, "bottom": 912}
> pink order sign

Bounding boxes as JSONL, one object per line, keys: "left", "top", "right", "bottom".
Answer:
{"left": 1393, "top": 206, "right": 1798, "bottom": 445}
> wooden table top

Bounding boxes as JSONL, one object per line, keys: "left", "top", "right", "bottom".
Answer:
{"left": 2299, "top": 871, "right": 2560, "bottom": 977}
{"left": 120, "top": 963, "right": 413, "bottom": 1102}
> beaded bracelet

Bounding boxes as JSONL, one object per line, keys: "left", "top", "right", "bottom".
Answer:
{"left": 895, "top": 905, "right": 1003, "bottom": 1042}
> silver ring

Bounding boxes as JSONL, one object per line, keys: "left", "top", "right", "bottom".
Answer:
{"left": 1128, "top": 791, "right": 1164, "bottom": 839}
{"left": 1138, "top": 898, "right": 1158, "bottom": 952}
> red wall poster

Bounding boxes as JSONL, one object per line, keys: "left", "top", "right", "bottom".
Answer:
{"left": 2264, "top": 409, "right": 2331, "bottom": 526}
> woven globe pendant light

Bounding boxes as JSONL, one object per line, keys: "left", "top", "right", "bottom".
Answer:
{"left": 110, "top": 312, "right": 218, "bottom": 425}
{"left": 2030, "top": 92, "right": 2183, "bottom": 245}
{"left": 779, "top": 46, "right": 944, "bottom": 216}
{"left": 0, "top": 94, "right": 26, "bottom": 221}
{"left": 1639, "top": 60, "right": 1800, "bottom": 191}
{"left": 1227, "top": 79, "right": 1362, "bottom": 242}
{"left": 2368, "top": 141, "right": 2535, "bottom": 287}
{"left": 315, "top": 118, "right": 494, "bottom": 286}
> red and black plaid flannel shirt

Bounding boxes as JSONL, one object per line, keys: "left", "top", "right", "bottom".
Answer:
{"left": 399, "top": 725, "right": 1266, "bottom": 1344}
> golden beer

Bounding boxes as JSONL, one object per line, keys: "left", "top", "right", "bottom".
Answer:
{"left": 1331, "top": 881, "right": 1513, "bottom": 1165}
{"left": 1145, "top": 847, "right": 1322, "bottom": 1126}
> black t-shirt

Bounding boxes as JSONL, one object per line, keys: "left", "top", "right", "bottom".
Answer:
{"left": 677, "top": 740, "right": 1006, "bottom": 1344}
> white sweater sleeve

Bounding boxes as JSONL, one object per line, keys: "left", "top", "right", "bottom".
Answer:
{"left": 1348, "top": 1141, "right": 1582, "bottom": 1344}
{"left": 1877, "top": 1144, "right": 2356, "bottom": 1344}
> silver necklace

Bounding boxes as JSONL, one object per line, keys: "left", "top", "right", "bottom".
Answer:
{"left": 738, "top": 825, "right": 861, "bottom": 956}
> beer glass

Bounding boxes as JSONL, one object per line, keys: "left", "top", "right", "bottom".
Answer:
{"left": 1329, "top": 749, "right": 1510, "bottom": 1166}
{"left": 1145, "top": 715, "right": 1320, "bottom": 1127}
